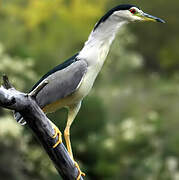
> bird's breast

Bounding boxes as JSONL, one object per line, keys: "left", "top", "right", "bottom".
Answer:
{"left": 71, "top": 67, "right": 98, "bottom": 100}
{"left": 44, "top": 42, "right": 111, "bottom": 110}
{"left": 74, "top": 42, "right": 110, "bottom": 100}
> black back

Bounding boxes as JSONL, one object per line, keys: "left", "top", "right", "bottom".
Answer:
{"left": 31, "top": 53, "right": 79, "bottom": 91}
{"left": 94, "top": 4, "right": 138, "bottom": 31}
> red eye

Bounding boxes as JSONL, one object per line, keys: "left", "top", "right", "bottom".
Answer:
{"left": 130, "top": 9, "right": 136, "bottom": 14}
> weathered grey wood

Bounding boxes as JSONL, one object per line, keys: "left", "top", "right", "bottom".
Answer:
{"left": 0, "top": 75, "right": 84, "bottom": 180}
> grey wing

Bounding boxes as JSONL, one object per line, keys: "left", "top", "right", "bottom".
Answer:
{"left": 35, "top": 60, "right": 88, "bottom": 108}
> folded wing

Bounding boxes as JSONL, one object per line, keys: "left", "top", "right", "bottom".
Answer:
{"left": 35, "top": 59, "right": 87, "bottom": 108}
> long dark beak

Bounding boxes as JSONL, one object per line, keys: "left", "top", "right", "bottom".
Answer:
{"left": 142, "top": 13, "right": 165, "bottom": 23}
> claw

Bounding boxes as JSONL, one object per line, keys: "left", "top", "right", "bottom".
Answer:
{"left": 74, "top": 161, "right": 85, "bottom": 180}
{"left": 52, "top": 126, "right": 62, "bottom": 148}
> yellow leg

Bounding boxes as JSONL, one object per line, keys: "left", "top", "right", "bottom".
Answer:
{"left": 74, "top": 162, "right": 85, "bottom": 180}
{"left": 51, "top": 122, "right": 62, "bottom": 148}
{"left": 64, "top": 125, "right": 73, "bottom": 159}
{"left": 64, "top": 102, "right": 85, "bottom": 179}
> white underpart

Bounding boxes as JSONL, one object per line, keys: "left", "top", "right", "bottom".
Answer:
{"left": 77, "top": 13, "right": 128, "bottom": 99}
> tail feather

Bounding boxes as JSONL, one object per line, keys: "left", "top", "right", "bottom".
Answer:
{"left": 14, "top": 111, "right": 26, "bottom": 126}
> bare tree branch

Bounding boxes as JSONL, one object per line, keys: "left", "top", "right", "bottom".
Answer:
{"left": 0, "top": 75, "right": 84, "bottom": 180}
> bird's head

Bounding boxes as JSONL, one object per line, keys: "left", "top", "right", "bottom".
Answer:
{"left": 94, "top": 4, "right": 165, "bottom": 31}
{"left": 116, "top": 5, "right": 165, "bottom": 23}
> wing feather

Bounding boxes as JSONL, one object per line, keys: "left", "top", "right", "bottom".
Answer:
{"left": 34, "top": 60, "right": 87, "bottom": 108}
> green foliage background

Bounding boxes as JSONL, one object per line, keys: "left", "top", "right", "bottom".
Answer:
{"left": 0, "top": 0, "right": 179, "bottom": 179}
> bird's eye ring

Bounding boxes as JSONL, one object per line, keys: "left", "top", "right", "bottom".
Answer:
{"left": 130, "top": 9, "right": 137, "bottom": 14}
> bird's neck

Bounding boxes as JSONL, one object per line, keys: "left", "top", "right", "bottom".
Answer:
{"left": 78, "top": 20, "right": 127, "bottom": 68}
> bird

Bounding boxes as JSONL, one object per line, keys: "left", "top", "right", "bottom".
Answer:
{"left": 14, "top": 4, "right": 165, "bottom": 179}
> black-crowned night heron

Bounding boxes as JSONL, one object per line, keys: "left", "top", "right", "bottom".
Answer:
{"left": 14, "top": 4, "right": 165, "bottom": 179}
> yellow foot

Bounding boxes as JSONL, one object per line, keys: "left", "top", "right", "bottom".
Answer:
{"left": 74, "top": 161, "right": 85, "bottom": 180}
{"left": 52, "top": 125, "right": 62, "bottom": 148}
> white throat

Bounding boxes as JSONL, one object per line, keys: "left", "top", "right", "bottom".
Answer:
{"left": 74, "top": 17, "right": 128, "bottom": 100}
{"left": 78, "top": 18, "right": 127, "bottom": 69}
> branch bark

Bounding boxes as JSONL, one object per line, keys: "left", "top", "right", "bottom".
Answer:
{"left": 0, "top": 75, "right": 83, "bottom": 180}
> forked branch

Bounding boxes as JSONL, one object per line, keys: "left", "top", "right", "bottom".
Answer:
{"left": 0, "top": 75, "right": 83, "bottom": 180}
